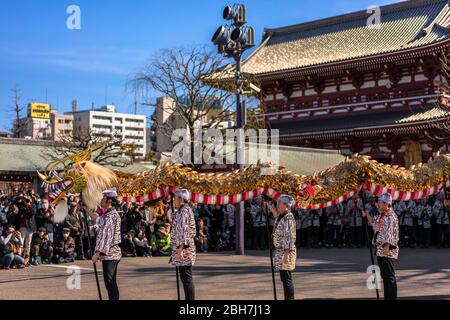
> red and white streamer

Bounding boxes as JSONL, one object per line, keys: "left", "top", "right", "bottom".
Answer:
{"left": 306, "top": 186, "right": 362, "bottom": 210}
{"left": 363, "top": 180, "right": 450, "bottom": 201}
{"left": 120, "top": 186, "right": 281, "bottom": 205}
{"left": 119, "top": 180, "right": 450, "bottom": 209}
{"left": 306, "top": 179, "right": 450, "bottom": 210}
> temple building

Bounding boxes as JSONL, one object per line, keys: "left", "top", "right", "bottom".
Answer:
{"left": 239, "top": 0, "right": 450, "bottom": 167}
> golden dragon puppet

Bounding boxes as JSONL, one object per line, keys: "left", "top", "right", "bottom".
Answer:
{"left": 38, "top": 142, "right": 450, "bottom": 220}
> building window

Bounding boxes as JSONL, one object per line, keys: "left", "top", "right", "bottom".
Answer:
{"left": 93, "top": 115, "right": 112, "bottom": 121}
{"left": 93, "top": 133, "right": 112, "bottom": 138}
{"left": 125, "top": 127, "right": 144, "bottom": 131}
{"left": 93, "top": 124, "right": 112, "bottom": 130}
{"left": 125, "top": 118, "right": 144, "bottom": 123}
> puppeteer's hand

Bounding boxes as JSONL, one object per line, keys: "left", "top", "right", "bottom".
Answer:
{"left": 177, "top": 248, "right": 185, "bottom": 262}
{"left": 282, "top": 251, "right": 290, "bottom": 265}
{"left": 92, "top": 252, "right": 100, "bottom": 264}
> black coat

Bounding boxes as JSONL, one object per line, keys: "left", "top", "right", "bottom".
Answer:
{"left": 126, "top": 212, "right": 143, "bottom": 233}
{"left": 0, "top": 211, "right": 8, "bottom": 236}
{"left": 36, "top": 208, "right": 54, "bottom": 234}
{"left": 19, "top": 204, "right": 37, "bottom": 231}
{"left": 53, "top": 237, "right": 75, "bottom": 254}
{"left": 64, "top": 212, "right": 84, "bottom": 236}
{"left": 7, "top": 210, "right": 20, "bottom": 230}
{"left": 31, "top": 232, "right": 44, "bottom": 247}
{"left": 121, "top": 237, "right": 136, "bottom": 255}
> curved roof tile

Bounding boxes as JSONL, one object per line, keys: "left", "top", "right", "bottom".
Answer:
{"left": 242, "top": 0, "right": 450, "bottom": 75}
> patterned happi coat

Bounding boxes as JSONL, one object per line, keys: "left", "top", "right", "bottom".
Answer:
{"left": 170, "top": 204, "right": 197, "bottom": 267}
{"left": 432, "top": 200, "right": 450, "bottom": 225}
{"left": 372, "top": 209, "right": 399, "bottom": 259}
{"left": 95, "top": 207, "right": 122, "bottom": 261}
{"left": 272, "top": 211, "right": 297, "bottom": 271}
{"left": 415, "top": 204, "right": 433, "bottom": 229}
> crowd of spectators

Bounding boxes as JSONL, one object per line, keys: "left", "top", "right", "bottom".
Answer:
{"left": 1, "top": 187, "right": 449, "bottom": 270}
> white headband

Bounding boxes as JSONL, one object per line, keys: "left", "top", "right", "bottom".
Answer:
{"left": 175, "top": 189, "right": 190, "bottom": 201}
{"left": 279, "top": 194, "right": 295, "bottom": 208}
{"left": 102, "top": 188, "right": 118, "bottom": 198}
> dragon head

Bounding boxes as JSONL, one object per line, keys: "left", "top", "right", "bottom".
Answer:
{"left": 296, "top": 185, "right": 322, "bottom": 208}
{"left": 37, "top": 162, "right": 86, "bottom": 205}
{"left": 38, "top": 142, "right": 117, "bottom": 210}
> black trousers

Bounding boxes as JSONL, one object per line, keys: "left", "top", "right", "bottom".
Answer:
{"left": 377, "top": 257, "right": 397, "bottom": 300}
{"left": 308, "top": 226, "right": 319, "bottom": 247}
{"left": 300, "top": 228, "right": 308, "bottom": 247}
{"left": 296, "top": 229, "right": 301, "bottom": 247}
{"left": 252, "top": 226, "right": 266, "bottom": 249}
{"left": 279, "top": 270, "right": 295, "bottom": 300}
{"left": 351, "top": 226, "right": 362, "bottom": 247}
{"left": 418, "top": 227, "right": 431, "bottom": 247}
{"left": 179, "top": 266, "right": 195, "bottom": 300}
{"left": 326, "top": 225, "right": 341, "bottom": 246}
{"left": 73, "top": 234, "right": 85, "bottom": 259}
{"left": 436, "top": 224, "right": 449, "bottom": 247}
{"left": 102, "top": 260, "right": 120, "bottom": 300}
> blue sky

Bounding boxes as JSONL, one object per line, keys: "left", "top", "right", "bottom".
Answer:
{"left": 0, "top": 0, "right": 401, "bottom": 132}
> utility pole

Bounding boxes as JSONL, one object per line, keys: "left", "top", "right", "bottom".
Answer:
{"left": 212, "top": 4, "right": 255, "bottom": 255}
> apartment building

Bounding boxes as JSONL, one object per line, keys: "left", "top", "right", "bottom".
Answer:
{"left": 69, "top": 104, "right": 147, "bottom": 158}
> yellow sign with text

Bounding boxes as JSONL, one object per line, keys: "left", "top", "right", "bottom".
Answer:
{"left": 29, "top": 103, "right": 51, "bottom": 119}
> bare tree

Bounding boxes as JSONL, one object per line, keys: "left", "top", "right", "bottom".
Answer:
{"left": 439, "top": 52, "right": 450, "bottom": 86}
{"left": 424, "top": 52, "right": 450, "bottom": 145}
{"left": 41, "top": 127, "right": 133, "bottom": 168}
{"left": 131, "top": 47, "right": 236, "bottom": 167}
{"left": 9, "top": 86, "right": 29, "bottom": 138}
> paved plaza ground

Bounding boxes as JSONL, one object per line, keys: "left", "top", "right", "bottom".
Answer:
{"left": 0, "top": 248, "right": 449, "bottom": 300}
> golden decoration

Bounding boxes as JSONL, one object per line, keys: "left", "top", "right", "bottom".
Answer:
{"left": 114, "top": 154, "right": 450, "bottom": 207}
{"left": 39, "top": 140, "right": 450, "bottom": 208}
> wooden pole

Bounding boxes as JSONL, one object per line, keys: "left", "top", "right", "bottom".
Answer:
{"left": 80, "top": 192, "right": 102, "bottom": 300}
{"left": 359, "top": 188, "right": 380, "bottom": 300}
{"left": 263, "top": 198, "right": 277, "bottom": 300}
{"left": 169, "top": 192, "right": 181, "bottom": 300}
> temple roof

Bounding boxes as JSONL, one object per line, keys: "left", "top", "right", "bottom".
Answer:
{"left": 242, "top": 0, "right": 450, "bottom": 76}
{"left": 397, "top": 105, "right": 450, "bottom": 123}
{"left": 271, "top": 106, "right": 450, "bottom": 138}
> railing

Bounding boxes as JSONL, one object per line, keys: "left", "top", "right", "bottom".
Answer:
{"left": 265, "top": 85, "right": 432, "bottom": 114}
{"left": 264, "top": 93, "right": 438, "bottom": 118}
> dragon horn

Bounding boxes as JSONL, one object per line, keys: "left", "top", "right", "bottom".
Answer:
{"left": 36, "top": 171, "right": 58, "bottom": 184}
{"left": 37, "top": 171, "right": 48, "bottom": 182}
